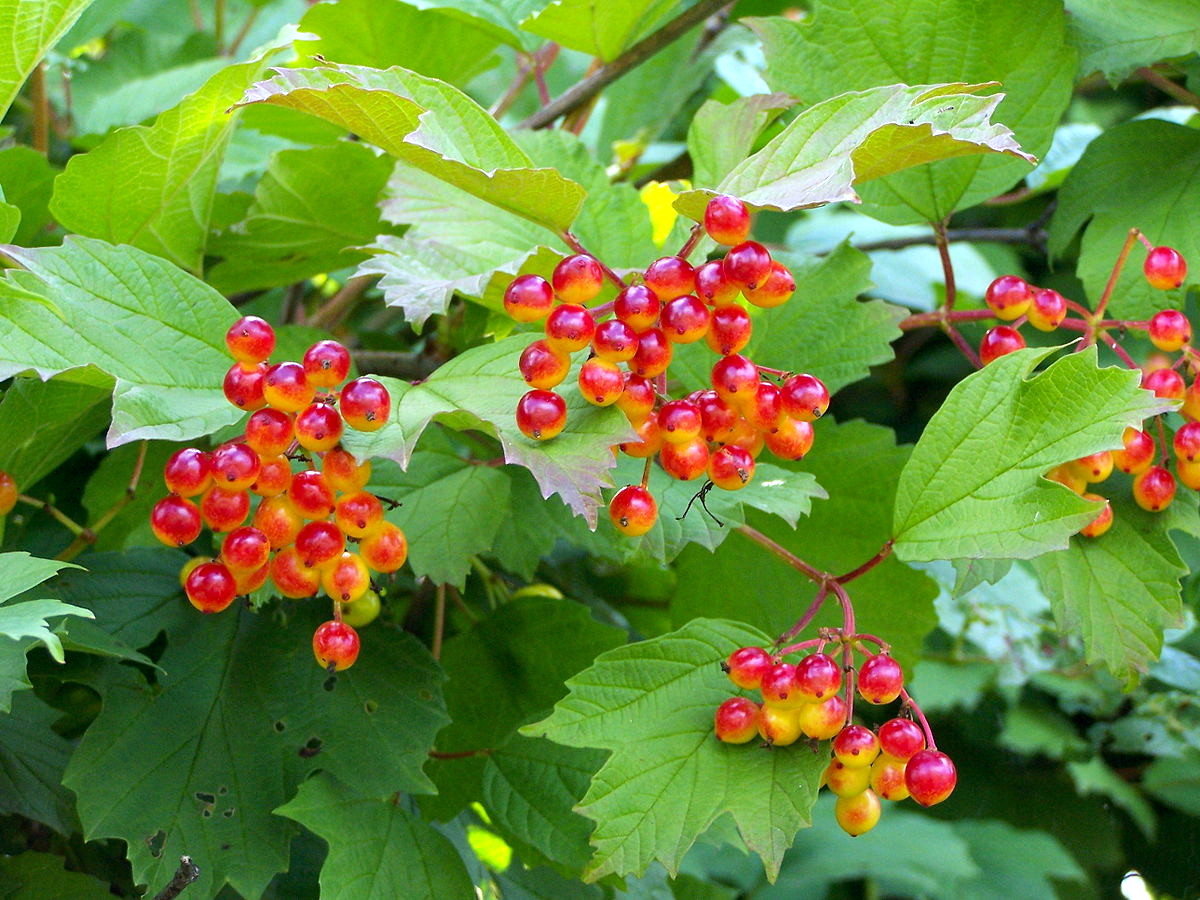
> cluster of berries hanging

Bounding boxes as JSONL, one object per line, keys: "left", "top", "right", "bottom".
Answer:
{"left": 715, "top": 638, "right": 954, "bottom": 837}
{"left": 149, "top": 316, "right": 405, "bottom": 672}
{"left": 504, "top": 195, "right": 830, "bottom": 536}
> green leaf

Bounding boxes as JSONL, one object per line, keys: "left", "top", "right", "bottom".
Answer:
{"left": 672, "top": 420, "right": 938, "bottom": 671}
{"left": 998, "top": 703, "right": 1088, "bottom": 759}
{"left": 298, "top": 0, "right": 502, "bottom": 86}
{"left": 0, "top": 146, "right": 56, "bottom": 246}
{"left": 951, "top": 558, "right": 1013, "bottom": 596}
{"left": 674, "top": 81, "right": 1035, "bottom": 220}
{"left": 951, "top": 820, "right": 1085, "bottom": 900}
{"left": 893, "top": 346, "right": 1168, "bottom": 561}
{"left": 0, "top": 598, "right": 93, "bottom": 663}
{"left": 234, "top": 63, "right": 585, "bottom": 232}
{"left": 50, "top": 54, "right": 279, "bottom": 274}
{"left": 520, "top": 0, "right": 679, "bottom": 62}
{"left": 0, "top": 691, "right": 75, "bottom": 833}
{"left": 0, "top": 0, "right": 96, "bottom": 118}
{"left": 0, "top": 638, "right": 30, "bottom": 713}
{"left": 341, "top": 337, "right": 634, "bottom": 525}
{"left": 0, "top": 238, "right": 240, "bottom": 446}
{"left": 1067, "top": 757, "right": 1157, "bottom": 839}
{"left": 207, "top": 142, "right": 395, "bottom": 293}
{"left": 906, "top": 659, "right": 996, "bottom": 714}
{"left": 64, "top": 608, "right": 448, "bottom": 898}
{"left": 0, "top": 851, "right": 113, "bottom": 900}
{"left": 1143, "top": 752, "right": 1200, "bottom": 817}
{"left": 0, "top": 376, "right": 110, "bottom": 489}
{"left": 0, "top": 187, "right": 18, "bottom": 243}
{"left": 747, "top": 0, "right": 1073, "bottom": 225}
{"left": 1030, "top": 487, "right": 1194, "bottom": 685}
{"left": 80, "top": 441, "right": 176, "bottom": 551}
{"left": 276, "top": 773, "right": 474, "bottom": 900}
{"left": 687, "top": 93, "right": 794, "bottom": 189}
{"left": 1064, "top": 0, "right": 1200, "bottom": 83}
{"left": 1049, "top": 120, "right": 1200, "bottom": 319}
{"left": 525, "top": 618, "right": 827, "bottom": 883}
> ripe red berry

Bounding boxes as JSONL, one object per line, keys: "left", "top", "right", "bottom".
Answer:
{"left": 724, "top": 419, "right": 764, "bottom": 458}
{"left": 905, "top": 749, "right": 957, "bottom": 806}
{"left": 760, "top": 663, "right": 803, "bottom": 709}
{"left": 629, "top": 328, "right": 672, "bottom": 377}
{"left": 1175, "top": 422, "right": 1200, "bottom": 461}
{"left": 234, "top": 561, "right": 271, "bottom": 595}
{"left": 0, "top": 471, "right": 16, "bottom": 516}
{"left": 795, "top": 652, "right": 841, "bottom": 701}
{"left": 615, "top": 375, "right": 656, "bottom": 424}
{"left": 724, "top": 646, "right": 772, "bottom": 690}
{"left": 723, "top": 241, "right": 771, "bottom": 289}
{"left": 835, "top": 789, "right": 882, "bottom": 836}
{"left": 1070, "top": 450, "right": 1113, "bottom": 483}
{"left": 221, "top": 526, "right": 271, "bottom": 573}
{"left": 186, "top": 561, "right": 238, "bottom": 613}
{"left": 696, "top": 391, "right": 738, "bottom": 442}
{"left": 263, "top": 362, "right": 315, "bottom": 413}
{"left": 516, "top": 389, "right": 567, "bottom": 440}
{"left": 763, "top": 418, "right": 814, "bottom": 461}
{"left": 151, "top": 495, "right": 202, "bottom": 547}
{"left": 979, "top": 325, "right": 1026, "bottom": 364}
{"left": 705, "top": 304, "right": 752, "bottom": 356}
{"left": 613, "top": 285, "right": 661, "bottom": 331}
{"left": 1144, "top": 246, "right": 1187, "bottom": 290}
{"left": 1134, "top": 466, "right": 1176, "bottom": 512}
{"left": 1027, "top": 288, "right": 1067, "bottom": 331}
{"left": 797, "top": 694, "right": 847, "bottom": 740}
{"left": 708, "top": 445, "right": 755, "bottom": 491}
{"left": 519, "top": 339, "right": 571, "bottom": 389}
{"left": 313, "top": 620, "right": 360, "bottom": 671}
{"left": 744, "top": 261, "right": 795, "bottom": 308}
{"left": 661, "top": 295, "right": 712, "bottom": 343}
{"left": 857, "top": 654, "right": 904, "bottom": 704}
{"left": 984, "top": 275, "right": 1033, "bottom": 320}
{"left": 296, "top": 520, "right": 345, "bottom": 568}
{"left": 164, "top": 448, "right": 212, "bottom": 497}
{"left": 200, "top": 486, "right": 250, "bottom": 532}
{"left": 608, "top": 485, "right": 658, "bottom": 536}
{"left": 225, "top": 315, "right": 275, "bottom": 364}
{"left": 251, "top": 455, "right": 291, "bottom": 496}
{"left": 1079, "top": 492, "right": 1113, "bottom": 538}
{"left": 302, "top": 340, "right": 352, "bottom": 388}
{"left": 658, "top": 400, "right": 702, "bottom": 444}
{"left": 552, "top": 254, "right": 604, "bottom": 304}
{"left": 659, "top": 437, "right": 709, "bottom": 481}
{"left": 1142, "top": 366, "right": 1186, "bottom": 400}
{"left": 713, "top": 696, "right": 760, "bottom": 743}
{"left": 360, "top": 521, "right": 408, "bottom": 572}
{"left": 223, "top": 362, "right": 267, "bottom": 411}
{"left": 544, "top": 304, "right": 596, "bottom": 353}
{"left": 744, "top": 381, "right": 784, "bottom": 432}
{"left": 704, "top": 195, "right": 751, "bottom": 245}
{"left": 253, "top": 495, "right": 303, "bottom": 548}
{"left": 694, "top": 259, "right": 740, "bottom": 306}
{"left": 321, "top": 552, "right": 371, "bottom": 603}
{"left": 271, "top": 547, "right": 321, "bottom": 598}
{"left": 619, "top": 414, "right": 663, "bottom": 458}
{"left": 1114, "top": 427, "right": 1155, "bottom": 474}
{"left": 289, "top": 470, "right": 335, "bottom": 520}
{"left": 644, "top": 256, "right": 695, "bottom": 301}
{"left": 592, "top": 320, "right": 640, "bottom": 362}
{"left": 504, "top": 274, "right": 554, "bottom": 322}
{"left": 334, "top": 490, "right": 385, "bottom": 539}
{"left": 578, "top": 358, "right": 624, "bottom": 406}
{"left": 1149, "top": 309, "right": 1192, "bottom": 352}
{"left": 339, "top": 377, "right": 391, "bottom": 432}
{"left": 244, "top": 408, "right": 294, "bottom": 457}
{"left": 323, "top": 448, "right": 371, "bottom": 492}
{"left": 878, "top": 718, "right": 925, "bottom": 760}
{"left": 870, "top": 754, "right": 910, "bottom": 801}
{"left": 833, "top": 724, "right": 881, "bottom": 767}
{"left": 780, "top": 374, "right": 830, "bottom": 422}
{"left": 711, "top": 354, "right": 760, "bottom": 404}
{"left": 294, "top": 404, "right": 343, "bottom": 452}
{"left": 210, "top": 442, "right": 261, "bottom": 492}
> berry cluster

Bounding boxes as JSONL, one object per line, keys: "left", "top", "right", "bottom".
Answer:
{"left": 715, "top": 638, "right": 954, "bottom": 837}
{"left": 504, "top": 195, "right": 830, "bottom": 536}
{"left": 149, "top": 316, "right": 405, "bottom": 672}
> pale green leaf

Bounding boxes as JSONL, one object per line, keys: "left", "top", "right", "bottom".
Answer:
{"left": 0, "top": 552, "right": 80, "bottom": 604}
{"left": 999, "top": 703, "right": 1088, "bottom": 759}
{"left": 0, "top": 851, "right": 113, "bottom": 900}
{"left": 520, "top": 0, "right": 679, "bottom": 62}
{"left": 687, "top": 93, "right": 794, "bottom": 188}
{"left": 0, "top": 600, "right": 92, "bottom": 663}
{"left": 526, "top": 618, "right": 827, "bottom": 883}
{"left": 0, "top": 187, "right": 18, "bottom": 243}
{"left": 0, "top": 238, "right": 240, "bottom": 446}
{"left": 747, "top": 0, "right": 1073, "bottom": 225}
{"left": 1064, "top": 0, "right": 1200, "bottom": 83}
{"left": 0, "top": 0, "right": 96, "bottom": 118}
{"left": 674, "top": 81, "right": 1035, "bottom": 220}
{"left": 73, "top": 57, "right": 229, "bottom": 137}
{"left": 234, "top": 63, "right": 585, "bottom": 232}
{"left": 893, "top": 346, "right": 1169, "bottom": 561}
{"left": 0, "top": 376, "right": 110, "bottom": 489}
{"left": 0, "top": 146, "right": 56, "bottom": 246}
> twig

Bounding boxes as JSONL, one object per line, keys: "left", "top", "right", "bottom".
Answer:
{"left": 351, "top": 350, "right": 440, "bottom": 381}
{"left": 306, "top": 274, "right": 376, "bottom": 330}
{"left": 1099, "top": 331, "right": 1137, "bottom": 369}
{"left": 835, "top": 540, "right": 893, "bottom": 583}
{"left": 943, "top": 324, "right": 982, "bottom": 369}
{"left": 1094, "top": 228, "right": 1140, "bottom": 319}
{"left": 31, "top": 63, "right": 49, "bottom": 155}
{"left": 214, "top": 0, "right": 227, "bottom": 51}
{"left": 428, "top": 747, "right": 492, "bottom": 760}
{"left": 935, "top": 221, "right": 956, "bottom": 313}
{"left": 735, "top": 524, "right": 827, "bottom": 586}
{"left": 56, "top": 441, "right": 148, "bottom": 560}
{"left": 1137, "top": 66, "right": 1200, "bottom": 111}
{"left": 188, "top": 0, "right": 204, "bottom": 30}
{"left": 520, "top": 0, "right": 731, "bottom": 129}
{"left": 227, "top": 8, "right": 260, "bottom": 57}
{"left": 899, "top": 308, "right": 994, "bottom": 330}
{"left": 773, "top": 584, "right": 829, "bottom": 649}
{"left": 153, "top": 856, "right": 200, "bottom": 900}
{"left": 677, "top": 223, "right": 705, "bottom": 260}
{"left": 432, "top": 584, "right": 446, "bottom": 661}
{"left": 18, "top": 495, "right": 84, "bottom": 536}
{"left": 839, "top": 225, "right": 1048, "bottom": 255}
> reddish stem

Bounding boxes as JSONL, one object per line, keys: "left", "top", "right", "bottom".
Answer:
{"left": 899, "top": 308, "right": 994, "bottom": 330}
{"left": 776, "top": 638, "right": 825, "bottom": 657}
{"left": 1156, "top": 415, "right": 1170, "bottom": 466}
{"left": 428, "top": 748, "right": 493, "bottom": 760}
{"left": 848, "top": 633, "right": 891, "bottom": 652}
{"left": 944, "top": 323, "right": 982, "bottom": 369}
{"left": 1094, "top": 228, "right": 1141, "bottom": 319}
{"left": 835, "top": 539, "right": 893, "bottom": 583}
{"left": 736, "top": 524, "right": 826, "bottom": 586}
{"left": 900, "top": 688, "right": 937, "bottom": 750}
{"left": 1099, "top": 331, "right": 1138, "bottom": 369}
{"left": 935, "top": 221, "right": 956, "bottom": 313}
{"left": 1099, "top": 319, "right": 1149, "bottom": 330}
{"left": 755, "top": 364, "right": 790, "bottom": 379}
{"left": 773, "top": 584, "right": 829, "bottom": 648}
{"left": 1063, "top": 299, "right": 1092, "bottom": 319}
{"left": 677, "top": 223, "right": 705, "bottom": 260}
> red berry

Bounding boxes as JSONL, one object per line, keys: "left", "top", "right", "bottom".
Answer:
{"left": 723, "top": 241, "right": 771, "bottom": 289}
{"left": 302, "top": 340, "right": 352, "bottom": 388}
{"left": 164, "top": 448, "right": 212, "bottom": 497}
{"left": 225, "top": 315, "right": 275, "bottom": 364}
{"left": 339, "top": 377, "right": 391, "bottom": 432}
{"left": 615, "top": 375, "right": 656, "bottom": 424}
{"left": 1133, "top": 466, "right": 1176, "bottom": 512}
{"left": 552, "top": 254, "right": 604, "bottom": 304}
{"left": 835, "top": 789, "right": 881, "bottom": 836}
{"left": 1142, "top": 367, "right": 1186, "bottom": 400}
{"left": 608, "top": 485, "right": 657, "bottom": 536}
{"left": 360, "top": 521, "right": 408, "bottom": 572}
{"left": 516, "top": 389, "right": 567, "bottom": 441}
{"left": 578, "top": 358, "right": 624, "bottom": 406}
{"left": 979, "top": 325, "right": 1026, "bottom": 364}
{"left": 904, "top": 749, "right": 957, "bottom": 806}
{"left": 185, "top": 561, "right": 238, "bottom": 613}
{"left": 696, "top": 391, "right": 738, "bottom": 442}
{"left": 660, "top": 295, "right": 711, "bottom": 343}
{"left": 711, "top": 354, "right": 760, "bottom": 404}
{"left": 294, "top": 403, "right": 344, "bottom": 452}
{"left": 825, "top": 759, "right": 872, "bottom": 797}
{"left": 713, "top": 696, "right": 760, "bottom": 743}
{"left": 223, "top": 362, "right": 267, "bottom": 411}
{"left": 629, "top": 328, "right": 672, "bottom": 378}
{"left": 221, "top": 526, "right": 270, "bottom": 573}
{"left": 704, "top": 195, "right": 751, "bottom": 246}
{"left": 271, "top": 547, "right": 321, "bottom": 598}
{"left": 763, "top": 418, "right": 814, "bottom": 461}
{"left": 724, "top": 419, "right": 764, "bottom": 458}
{"left": 323, "top": 448, "right": 371, "bottom": 493}
{"left": 544, "top": 304, "right": 596, "bottom": 353}
{"left": 795, "top": 652, "right": 841, "bottom": 701}
{"left": 724, "top": 646, "right": 772, "bottom": 690}
{"left": 708, "top": 444, "right": 755, "bottom": 491}
{"left": 694, "top": 259, "right": 740, "bottom": 306}
{"left": 705, "top": 305, "right": 752, "bottom": 356}
{"left": 504, "top": 274, "right": 554, "bottom": 322}
{"left": 760, "top": 663, "right": 803, "bottom": 709}
{"left": 289, "top": 469, "right": 335, "bottom": 519}
{"left": 234, "top": 561, "right": 271, "bottom": 595}
{"left": 870, "top": 756, "right": 911, "bottom": 801}
{"left": 253, "top": 495, "right": 303, "bottom": 548}
{"left": 313, "top": 620, "right": 360, "bottom": 671}
{"left": 1114, "top": 427, "right": 1155, "bottom": 474}
{"left": 744, "top": 261, "right": 795, "bottom": 309}
{"left": 613, "top": 285, "right": 661, "bottom": 331}
{"left": 1175, "top": 422, "right": 1200, "bottom": 461}
{"left": 296, "top": 520, "right": 345, "bottom": 568}
{"left": 619, "top": 414, "right": 662, "bottom": 458}
{"left": 251, "top": 454, "right": 291, "bottom": 497}
{"left": 334, "top": 490, "right": 385, "bottom": 539}
{"left": 744, "top": 381, "right": 784, "bottom": 432}
{"left": 592, "top": 319, "right": 639, "bottom": 362}
{"left": 1027, "top": 288, "right": 1068, "bottom": 331}
{"left": 984, "top": 275, "right": 1033, "bottom": 320}
{"left": 659, "top": 437, "right": 709, "bottom": 481}
{"left": 833, "top": 724, "right": 881, "bottom": 767}
{"left": 263, "top": 362, "right": 315, "bottom": 413}
{"left": 796, "top": 694, "right": 847, "bottom": 740}
{"left": 200, "top": 487, "right": 250, "bottom": 532}
{"left": 1149, "top": 309, "right": 1192, "bottom": 352}
{"left": 321, "top": 552, "right": 371, "bottom": 603}
{"left": 878, "top": 718, "right": 925, "bottom": 760}
{"left": 644, "top": 256, "right": 695, "bottom": 301}
{"left": 857, "top": 654, "right": 904, "bottom": 704}
{"left": 1079, "top": 492, "right": 1113, "bottom": 538}
{"left": 244, "top": 408, "right": 294, "bottom": 457}
{"left": 0, "top": 471, "right": 16, "bottom": 516}
{"left": 658, "top": 400, "right": 702, "bottom": 444}
{"left": 210, "top": 442, "right": 261, "bottom": 492}
{"left": 151, "top": 495, "right": 202, "bottom": 547}
{"left": 1144, "top": 246, "right": 1187, "bottom": 290}
{"left": 519, "top": 340, "right": 571, "bottom": 389}
{"left": 1070, "top": 450, "right": 1113, "bottom": 483}
{"left": 780, "top": 374, "right": 830, "bottom": 422}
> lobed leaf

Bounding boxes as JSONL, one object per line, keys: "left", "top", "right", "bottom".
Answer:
{"left": 1063, "top": 0, "right": 1200, "bottom": 83}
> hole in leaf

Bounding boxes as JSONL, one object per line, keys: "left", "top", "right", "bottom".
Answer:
{"left": 218, "top": 786, "right": 228, "bottom": 795}
{"left": 146, "top": 830, "right": 166, "bottom": 858}
{"left": 273, "top": 720, "right": 286, "bottom": 733}
{"left": 194, "top": 791, "right": 216, "bottom": 805}
{"left": 299, "top": 737, "right": 323, "bottom": 758}
{"left": 223, "top": 808, "right": 235, "bottom": 818}
{"left": 364, "top": 700, "right": 378, "bottom": 714}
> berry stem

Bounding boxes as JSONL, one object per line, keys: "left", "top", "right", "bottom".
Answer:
{"left": 1156, "top": 415, "right": 1170, "bottom": 466}
{"left": 533, "top": 46, "right": 555, "bottom": 106}
{"left": 1098, "top": 330, "right": 1138, "bottom": 369}
{"left": 943, "top": 323, "right": 982, "bottom": 369}
{"left": 898, "top": 308, "right": 995, "bottom": 330}
{"left": 755, "top": 364, "right": 790, "bottom": 379}
{"left": 835, "top": 539, "right": 893, "bottom": 583}
{"left": 1094, "top": 227, "right": 1141, "bottom": 319}
{"left": 848, "top": 633, "right": 891, "bottom": 652}
{"left": 432, "top": 583, "right": 446, "bottom": 661}
{"left": 773, "top": 584, "right": 829, "bottom": 649}
{"left": 1063, "top": 298, "right": 1092, "bottom": 319}
{"left": 1136, "top": 66, "right": 1200, "bottom": 111}
{"left": 677, "top": 222, "right": 705, "bottom": 260}
{"left": 560, "top": 231, "right": 627, "bottom": 288}
{"left": 447, "top": 584, "right": 480, "bottom": 624}
{"left": 934, "top": 220, "right": 957, "bottom": 313}
{"left": 900, "top": 688, "right": 937, "bottom": 750}
{"left": 640, "top": 457, "right": 652, "bottom": 488}
{"left": 18, "top": 495, "right": 85, "bottom": 536}
{"left": 775, "top": 637, "right": 825, "bottom": 657}
{"left": 30, "top": 62, "right": 49, "bottom": 156}
{"left": 736, "top": 524, "right": 827, "bottom": 586}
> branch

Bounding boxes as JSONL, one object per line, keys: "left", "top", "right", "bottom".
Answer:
{"left": 1137, "top": 66, "right": 1200, "bottom": 111}
{"left": 735, "top": 524, "right": 827, "bottom": 586}
{"left": 841, "top": 225, "right": 1048, "bottom": 255}
{"left": 31, "top": 62, "right": 49, "bottom": 155}
{"left": 306, "top": 274, "right": 376, "bottom": 330}
{"left": 153, "top": 856, "right": 200, "bottom": 900}
{"left": 519, "top": 0, "right": 731, "bottom": 129}
{"left": 351, "top": 350, "right": 441, "bottom": 382}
